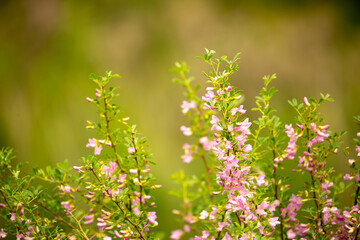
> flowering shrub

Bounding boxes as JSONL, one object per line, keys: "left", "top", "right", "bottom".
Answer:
{"left": 0, "top": 72, "right": 160, "bottom": 239}
{"left": 0, "top": 50, "right": 359, "bottom": 239}
{"left": 169, "top": 49, "right": 360, "bottom": 240}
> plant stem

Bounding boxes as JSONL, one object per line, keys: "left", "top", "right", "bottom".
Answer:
{"left": 216, "top": 210, "right": 227, "bottom": 240}
{"left": 90, "top": 168, "right": 145, "bottom": 240}
{"left": 102, "top": 89, "right": 123, "bottom": 171}
{"left": 130, "top": 131, "right": 144, "bottom": 210}
{"left": 35, "top": 200, "right": 77, "bottom": 230}
{"left": 200, "top": 153, "right": 214, "bottom": 203}
{"left": 69, "top": 211, "right": 89, "bottom": 240}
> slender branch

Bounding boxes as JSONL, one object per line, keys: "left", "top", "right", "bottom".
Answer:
{"left": 306, "top": 126, "right": 325, "bottom": 235}
{"left": 89, "top": 168, "right": 145, "bottom": 240}
{"left": 354, "top": 184, "right": 359, "bottom": 206}
{"left": 69, "top": 211, "right": 90, "bottom": 240}
{"left": 216, "top": 210, "right": 227, "bottom": 240}
{"left": 272, "top": 151, "right": 284, "bottom": 240}
{"left": 102, "top": 89, "right": 123, "bottom": 171}
{"left": 0, "top": 190, "right": 13, "bottom": 211}
{"left": 34, "top": 200, "right": 77, "bottom": 230}
{"left": 200, "top": 153, "right": 214, "bottom": 203}
{"left": 130, "top": 131, "right": 144, "bottom": 210}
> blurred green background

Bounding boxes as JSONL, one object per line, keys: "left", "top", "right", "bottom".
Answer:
{"left": 1, "top": 0, "right": 360, "bottom": 236}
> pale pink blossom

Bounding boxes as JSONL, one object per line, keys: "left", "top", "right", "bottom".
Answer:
{"left": 230, "top": 105, "right": 246, "bottom": 116}
{"left": 355, "top": 174, "right": 360, "bottom": 182}
{"left": 348, "top": 159, "right": 356, "bottom": 165}
{"left": 210, "top": 115, "right": 222, "bottom": 131}
{"left": 73, "top": 166, "right": 84, "bottom": 173}
{"left": 243, "top": 144, "right": 252, "bottom": 153}
{"left": 200, "top": 137, "right": 213, "bottom": 151}
{"left": 95, "top": 89, "right": 101, "bottom": 98}
{"left": 199, "top": 210, "right": 208, "bottom": 219}
{"left": 181, "top": 100, "right": 196, "bottom": 114}
{"left": 343, "top": 173, "right": 353, "bottom": 181}
{"left": 61, "top": 201, "right": 71, "bottom": 210}
{"left": 180, "top": 126, "right": 193, "bottom": 136}
{"left": 0, "top": 229, "right": 7, "bottom": 238}
{"left": 133, "top": 207, "right": 140, "bottom": 216}
{"left": 128, "top": 147, "right": 135, "bottom": 155}
{"left": 256, "top": 175, "right": 267, "bottom": 187}
{"left": 170, "top": 230, "right": 183, "bottom": 240}
{"left": 269, "top": 217, "right": 280, "bottom": 229}
{"left": 86, "top": 138, "right": 103, "bottom": 155}
{"left": 303, "top": 97, "right": 310, "bottom": 106}
{"left": 147, "top": 212, "right": 158, "bottom": 226}
{"left": 129, "top": 169, "right": 137, "bottom": 174}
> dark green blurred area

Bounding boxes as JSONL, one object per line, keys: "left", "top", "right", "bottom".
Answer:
{"left": 1, "top": 0, "right": 360, "bottom": 235}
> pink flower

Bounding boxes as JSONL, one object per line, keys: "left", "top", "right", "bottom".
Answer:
{"left": 86, "top": 138, "right": 103, "bottom": 155}
{"left": 224, "top": 141, "right": 232, "bottom": 150}
{"left": 356, "top": 146, "right": 360, "bottom": 157}
{"left": 269, "top": 217, "right": 280, "bottom": 229}
{"left": 181, "top": 143, "right": 194, "bottom": 164}
{"left": 200, "top": 137, "right": 213, "bottom": 151}
{"left": 128, "top": 147, "right": 135, "bottom": 155}
{"left": 202, "top": 90, "right": 214, "bottom": 102}
{"left": 343, "top": 173, "right": 353, "bottom": 181}
{"left": 216, "top": 221, "right": 228, "bottom": 231}
{"left": 133, "top": 207, "right": 140, "bottom": 216}
{"left": 235, "top": 118, "right": 251, "bottom": 135}
{"left": 303, "top": 97, "right": 310, "bottom": 106}
{"left": 16, "top": 234, "right": 24, "bottom": 240}
{"left": 243, "top": 144, "right": 252, "bottom": 153}
{"left": 348, "top": 159, "right": 356, "bottom": 165}
{"left": 199, "top": 210, "right": 208, "bottom": 219}
{"left": 170, "top": 230, "right": 183, "bottom": 240}
{"left": 210, "top": 115, "right": 223, "bottom": 131}
{"left": 287, "top": 229, "right": 296, "bottom": 239}
{"left": 73, "top": 166, "right": 84, "bottom": 173}
{"left": 195, "top": 231, "right": 210, "bottom": 240}
{"left": 61, "top": 201, "right": 71, "bottom": 210}
{"left": 230, "top": 105, "right": 246, "bottom": 116}
{"left": 84, "top": 215, "right": 94, "bottom": 225}
{"left": 86, "top": 97, "right": 93, "bottom": 102}
{"left": 355, "top": 174, "right": 360, "bottom": 182}
{"left": 101, "top": 161, "right": 118, "bottom": 178}
{"left": 181, "top": 101, "right": 196, "bottom": 114}
{"left": 114, "top": 231, "right": 121, "bottom": 238}
{"left": 256, "top": 175, "right": 267, "bottom": 187}
{"left": 180, "top": 126, "right": 193, "bottom": 136}
{"left": 104, "top": 237, "right": 112, "bottom": 240}
{"left": 95, "top": 89, "right": 101, "bottom": 98}
{"left": 147, "top": 212, "right": 158, "bottom": 226}
{"left": 321, "top": 181, "right": 333, "bottom": 194}
{"left": 10, "top": 212, "right": 15, "bottom": 221}
{"left": 129, "top": 169, "right": 137, "bottom": 174}
{"left": 0, "top": 229, "right": 7, "bottom": 238}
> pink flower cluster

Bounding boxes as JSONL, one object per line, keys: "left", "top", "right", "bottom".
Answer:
{"left": 281, "top": 194, "right": 308, "bottom": 239}
{"left": 193, "top": 84, "right": 280, "bottom": 238}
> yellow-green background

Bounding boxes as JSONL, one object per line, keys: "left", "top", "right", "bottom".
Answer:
{"left": 1, "top": 0, "right": 360, "bottom": 235}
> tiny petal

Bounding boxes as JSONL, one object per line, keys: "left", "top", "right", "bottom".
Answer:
{"left": 128, "top": 147, "right": 136, "bottom": 155}
{"left": 303, "top": 97, "right": 310, "bottom": 106}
